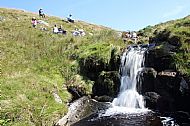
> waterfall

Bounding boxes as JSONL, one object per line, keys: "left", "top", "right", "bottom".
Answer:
{"left": 112, "top": 46, "right": 147, "bottom": 109}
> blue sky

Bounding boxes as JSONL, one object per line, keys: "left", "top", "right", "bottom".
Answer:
{"left": 1, "top": 0, "right": 190, "bottom": 31}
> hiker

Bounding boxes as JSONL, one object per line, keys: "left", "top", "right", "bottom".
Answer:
{"left": 132, "top": 31, "right": 137, "bottom": 44}
{"left": 53, "top": 25, "right": 59, "bottom": 34}
{"left": 58, "top": 25, "right": 67, "bottom": 35}
{"left": 78, "top": 29, "right": 86, "bottom": 36}
{"left": 39, "top": 8, "right": 45, "bottom": 18}
{"left": 72, "top": 28, "right": 80, "bottom": 36}
{"left": 31, "top": 17, "right": 37, "bottom": 28}
{"left": 67, "top": 14, "right": 74, "bottom": 23}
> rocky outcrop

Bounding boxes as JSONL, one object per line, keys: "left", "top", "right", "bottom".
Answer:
{"left": 141, "top": 44, "right": 190, "bottom": 114}
{"left": 78, "top": 48, "right": 120, "bottom": 81}
{"left": 78, "top": 47, "right": 120, "bottom": 98}
{"left": 55, "top": 96, "right": 110, "bottom": 126}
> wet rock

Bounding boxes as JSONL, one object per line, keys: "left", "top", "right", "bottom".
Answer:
{"left": 144, "top": 92, "right": 160, "bottom": 110}
{"left": 137, "top": 68, "right": 157, "bottom": 94}
{"left": 94, "top": 95, "right": 114, "bottom": 102}
{"left": 55, "top": 96, "right": 110, "bottom": 126}
{"left": 157, "top": 96, "right": 175, "bottom": 113}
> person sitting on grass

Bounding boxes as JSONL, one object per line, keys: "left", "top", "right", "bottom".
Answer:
{"left": 31, "top": 17, "right": 38, "bottom": 28}
{"left": 58, "top": 25, "right": 67, "bottom": 35}
{"left": 53, "top": 25, "right": 59, "bottom": 34}
{"left": 39, "top": 8, "right": 45, "bottom": 18}
{"left": 72, "top": 28, "right": 80, "bottom": 36}
{"left": 67, "top": 14, "right": 74, "bottom": 23}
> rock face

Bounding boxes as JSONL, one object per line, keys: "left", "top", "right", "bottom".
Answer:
{"left": 78, "top": 47, "right": 121, "bottom": 98}
{"left": 55, "top": 96, "right": 110, "bottom": 126}
{"left": 137, "top": 67, "right": 157, "bottom": 94}
{"left": 139, "top": 44, "right": 190, "bottom": 114}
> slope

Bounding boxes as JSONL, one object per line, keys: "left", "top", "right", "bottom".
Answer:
{"left": 0, "top": 8, "right": 124, "bottom": 125}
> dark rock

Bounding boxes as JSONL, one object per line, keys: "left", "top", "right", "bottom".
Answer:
{"left": 157, "top": 96, "right": 174, "bottom": 113}
{"left": 94, "top": 95, "right": 114, "bottom": 102}
{"left": 144, "top": 92, "right": 160, "bottom": 110}
{"left": 79, "top": 57, "right": 106, "bottom": 81}
{"left": 145, "top": 48, "right": 176, "bottom": 72}
{"left": 179, "top": 77, "right": 189, "bottom": 95}
{"left": 140, "top": 44, "right": 149, "bottom": 48}
{"left": 108, "top": 47, "right": 120, "bottom": 71}
{"left": 168, "top": 35, "right": 181, "bottom": 47}
{"left": 175, "top": 111, "right": 190, "bottom": 125}
{"left": 184, "top": 39, "right": 190, "bottom": 44}
{"left": 149, "top": 29, "right": 171, "bottom": 43}
{"left": 92, "top": 71, "right": 120, "bottom": 97}
{"left": 67, "top": 85, "right": 87, "bottom": 101}
{"left": 78, "top": 48, "right": 120, "bottom": 81}
{"left": 137, "top": 67, "right": 157, "bottom": 94}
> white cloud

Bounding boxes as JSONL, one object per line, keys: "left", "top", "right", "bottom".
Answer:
{"left": 162, "top": 5, "right": 185, "bottom": 18}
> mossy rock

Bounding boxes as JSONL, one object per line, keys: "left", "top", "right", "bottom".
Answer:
{"left": 92, "top": 71, "right": 120, "bottom": 97}
{"left": 78, "top": 43, "right": 121, "bottom": 80}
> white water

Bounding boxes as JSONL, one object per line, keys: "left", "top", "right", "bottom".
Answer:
{"left": 113, "top": 46, "right": 146, "bottom": 108}
{"left": 101, "top": 46, "right": 148, "bottom": 117}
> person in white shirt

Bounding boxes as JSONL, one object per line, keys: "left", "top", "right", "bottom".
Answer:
{"left": 53, "top": 25, "right": 59, "bottom": 34}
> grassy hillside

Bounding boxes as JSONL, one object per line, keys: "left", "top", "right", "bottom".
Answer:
{"left": 0, "top": 8, "right": 124, "bottom": 125}
{"left": 1, "top": 7, "right": 189, "bottom": 126}
{"left": 138, "top": 15, "right": 190, "bottom": 75}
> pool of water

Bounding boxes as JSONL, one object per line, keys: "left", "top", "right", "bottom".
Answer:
{"left": 72, "top": 109, "right": 179, "bottom": 126}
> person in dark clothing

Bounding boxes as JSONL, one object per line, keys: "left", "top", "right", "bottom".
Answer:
{"left": 58, "top": 25, "right": 67, "bottom": 35}
{"left": 39, "top": 8, "right": 45, "bottom": 18}
{"left": 67, "top": 14, "right": 74, "bottom": 23}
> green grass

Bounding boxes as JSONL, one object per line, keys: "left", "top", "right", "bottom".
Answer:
{"left": 0, "top": 8, "right": 124, "bottom": 125}
{"left": 1, "top": 7, "right": 189, "bottom": 125}
{"left": 138, "top": 15, "right": 190, "bottom": 75}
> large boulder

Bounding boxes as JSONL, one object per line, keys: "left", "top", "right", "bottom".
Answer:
{"left": 144, "top": 45, "right": 176, "bottom": 72}
{"left": 55, "top": 96, "right": 110, "bottom": 126}
{"left": 144, "top": 92, "right": 160, "bottom": 110}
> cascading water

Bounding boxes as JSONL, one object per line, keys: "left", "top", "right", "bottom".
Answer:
{"left": 112, "top": 46, "right": 147, "bottom": 109}
{"left": 100, "top": 45, "right": 149, "bottom": 116}
{"left": 69, "top": 45, "right": 180, "bottom": 126}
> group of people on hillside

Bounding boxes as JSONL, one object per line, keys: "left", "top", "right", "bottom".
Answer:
{"left": 31, "top": 8, "right": 46, "bottom": 28}
{"left": 72, "top": 28, "right": 86, "bottom": 36}
{"left": 31, "top": 17, "right": 38, "bottom": 28}
{"left": 31, "top": 8, "right": 87, "bottom": 36}
{"left": 53, "top": 25, "right": 67, "bottom": 34}
{"left": 122, "top": 31, "right": 138, "bottom": 44}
